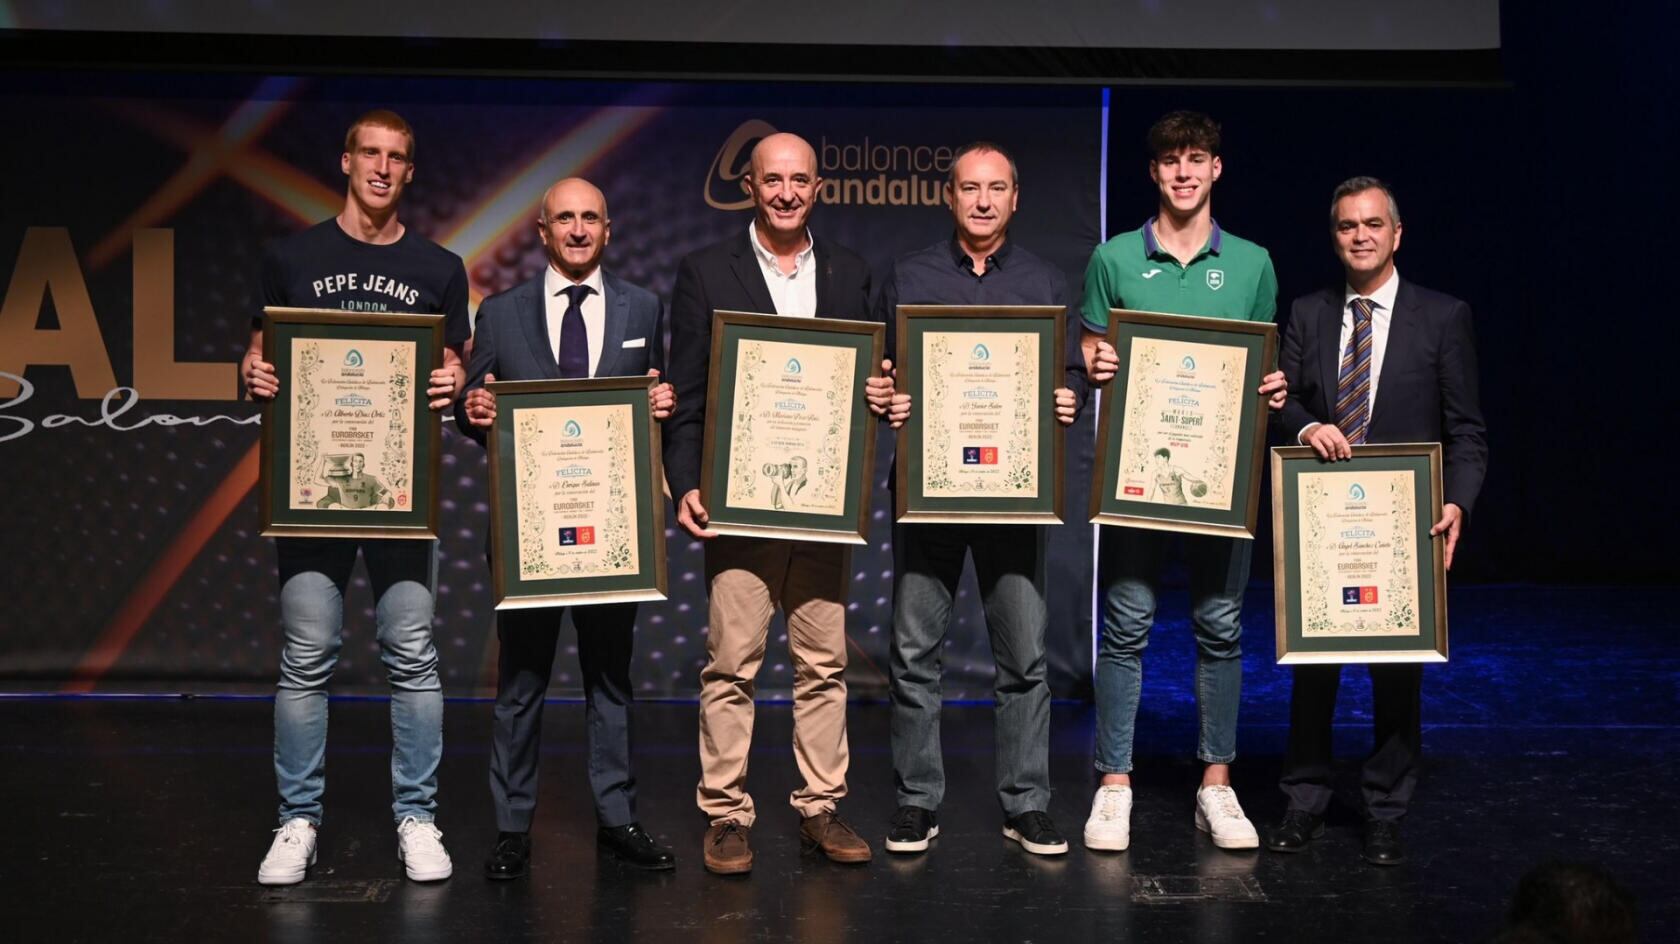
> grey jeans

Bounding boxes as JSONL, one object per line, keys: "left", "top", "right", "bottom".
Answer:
{"left": 889, "top": 523, "right": 1051, "bottom": 817}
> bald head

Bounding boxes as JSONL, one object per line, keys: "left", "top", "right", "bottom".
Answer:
{"left": 540, "top": 177, "right": 608, "bottom": 224}
{"left": 745, "top": 133, "right": 821, "bottom": 247}
{"left": 749, "top": 132, "right": 817, "bottom": 179}
{"left": 538, "top": 177, "right": 611, "bottom": 281}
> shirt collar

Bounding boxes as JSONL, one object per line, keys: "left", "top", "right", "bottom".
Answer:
{"left": 545, "top": 263, "right": 604, "bottom": 299}
{"left": 749, "top": 221, "right": 815, "bottom": 273}
{"left": 949, "top": 233, "right": 1013, "bottom": 273}
{"left": 1344, "top": 267, "right": 1400, "bottom": 313}
{"left": 1141, "top": 216, "right": 1223, "bottom": 260}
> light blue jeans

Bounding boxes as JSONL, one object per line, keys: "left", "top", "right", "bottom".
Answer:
{"left": 273, "top": 538, "right": 442, "bottom": 826}
{"left": 1094, "top": 527, "right": 1251, "bottom": 774}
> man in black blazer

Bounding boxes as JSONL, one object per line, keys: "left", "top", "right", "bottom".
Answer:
{"left": 662, "top": 132, "right": 893, "bottom": 874}
{"left": 457, "top": 177, "right": 677, "bottom": 878}
{"left": 1267, "top": 176, "right": 1488, "bottom": 866}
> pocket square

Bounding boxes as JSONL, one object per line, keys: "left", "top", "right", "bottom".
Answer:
{"left": 621, "top": 337, "right": 647, "bottom": 348}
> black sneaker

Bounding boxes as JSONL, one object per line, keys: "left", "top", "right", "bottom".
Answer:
{"left": 1003, "top": 810, "right": 1069, "bottom": 855}
{"left": 885, "top": 806, "right": 939, "bottom": 854}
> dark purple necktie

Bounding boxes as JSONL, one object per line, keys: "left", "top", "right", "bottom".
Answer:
{"left": 557, "top": 283, "right": 592, "bottom": 378}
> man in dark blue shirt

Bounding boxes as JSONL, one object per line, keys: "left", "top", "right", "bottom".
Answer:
{"left": 876, "top": 142, "right": 1087, "bottom": 857}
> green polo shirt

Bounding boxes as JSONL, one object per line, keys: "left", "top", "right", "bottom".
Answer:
{"left": 1080, "top": 218, "right": 1277, "bottom": 332}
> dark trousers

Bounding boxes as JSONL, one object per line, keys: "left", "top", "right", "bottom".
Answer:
{"left": 1279, "top": 663, "right": 1423, "bottom": 822}
{"left": 489, "top": 603, "right": 639, "bottom": 832}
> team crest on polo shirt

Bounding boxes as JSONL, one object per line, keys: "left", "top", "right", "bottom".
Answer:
{"left": 1206, "top": 269, "right": 1225, "bottom": 290}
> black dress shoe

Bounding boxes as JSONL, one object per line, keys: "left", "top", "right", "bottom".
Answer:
{"left": 484, "top": 831, "right": 531, "bottom": 880}
{"left": 598, "top": 823, "right": 676, "bottom": 870}
{"left": 1362, "top": 819, "right": 1406, "bottom": 866}
{"left": 1266, "top": 809, "right": 1326, "bottom": 853}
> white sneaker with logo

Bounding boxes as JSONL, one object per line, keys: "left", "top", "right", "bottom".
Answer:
{"left": 1195, "top": 785, "right": 1259, "bottom": 849}
{"left": 1083, "top": 785, "right": 1133, "bottom": 851}
{"left": 257, "top": 818, "right": 317, "bottom": 885}
{"left": 396, "top": 817, "right": 454, "bottom": 882}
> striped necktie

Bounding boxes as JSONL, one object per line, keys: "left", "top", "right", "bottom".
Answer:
{"left": 1334, "top": 297, "right": 1375, "bottom": 444}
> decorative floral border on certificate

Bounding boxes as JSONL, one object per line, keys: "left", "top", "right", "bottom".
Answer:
{"left": 516, "top": 413, "right": 549, "bottom": 579}
{"left": 728, "top": 341, "right": 762, "bottom": 502}
{"left": 1385, "top": 477, "right": 1418, "bottom": 631}
{"left": 922, "top": 334, "right": 954, "bottom": 492}
{"left": 1201, "top": 356, "right": 1241, "bottom": 506}
{"left": 1300, "top": 471, "right": 1420, "bottom": 636}
{"left": 810, "top": 349, "right": 851, "bottom": 503}
{"left": 379, "top": 347, "right": 413, "bottom": 492}
{"left": 1119, "top": 340, "right": 1160, "bottom": 485}
{"left": 599, "top": 410, "right": 636, "bottom": 572}
{"left": 1002, "top": 337, "right": 1037, "bottom": 492}
{"left": 292, "top": 341, "right": 322, "bottom": 491}
{"left": 1301, "top": 476, "right": 1334, "bottom": 634}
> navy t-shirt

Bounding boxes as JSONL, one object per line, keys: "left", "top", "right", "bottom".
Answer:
{"left": 258, "top": 218, "right": 471, "bottom": 348}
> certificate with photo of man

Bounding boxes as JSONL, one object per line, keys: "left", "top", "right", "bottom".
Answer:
{"left": 259, "top": 307, "right": 443, "bottom": 539}
{"left": 488, "top": 377, "right": 667, "bottom": 609}
{"left": 895, "top": 306, "right": 1065, "bottom": 523}
{"left": 1271, "top": 444, "right": 1449, "bottom": 664}
{"left": 701, "top": 311, "right": 883, "bottom": 544}
{"left": 1090, "top": 309, "right": 1275, "bottom": 538}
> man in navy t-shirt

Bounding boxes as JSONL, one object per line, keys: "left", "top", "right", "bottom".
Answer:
{"left": 242, "top": 109, "right": 469, "bottom": 886}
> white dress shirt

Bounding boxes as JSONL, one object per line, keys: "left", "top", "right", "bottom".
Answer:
{"left": 544, "top": 264, "right": 606, "bottom": 377}
{"left": 1301, "top": 267, "right": 1399, "bottom": 442}
{"left": 748, "top": 221, "right": 817, "bottom": 317}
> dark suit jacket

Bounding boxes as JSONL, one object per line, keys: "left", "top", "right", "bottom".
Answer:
{"left": 454, "top": 268, "right": 666, "bottom": 444}
{"left": 1276, "top": 278, "right": 1488, "bottom": 516}
{"left": 662, "top": 230, "right": 874, "bottom": 499}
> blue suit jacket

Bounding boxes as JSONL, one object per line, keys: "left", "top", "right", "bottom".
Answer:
{"left": 455, "top": 269, "right": 666, "bottom": 445}
{"left": 1276, "top": 279, "right": 1488, "bottom": 516}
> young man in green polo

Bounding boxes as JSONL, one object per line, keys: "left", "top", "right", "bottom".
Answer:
{"left": 1079, "top": 110, "right": 1287, "bottom": 854}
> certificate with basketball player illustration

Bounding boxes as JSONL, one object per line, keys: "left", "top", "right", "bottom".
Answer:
{"left": 1090, "top": 310, "right": 1275, "bottom": 538}
{"left": 894, "top": 306, "right": 1065, "bottom": 524}
{"left": 259, "top": 307, "right": 443, "bottom": 539}
{"left": 1272, "top": 444, "right": 1448, "bottom": 664}
{"left": 701, "top": 311, "right": 883, "bottom": 544}
{"left": 487, "top": 377, "right": 667, "bottom": 609}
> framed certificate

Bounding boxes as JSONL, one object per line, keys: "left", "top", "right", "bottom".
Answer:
{"left": 894, "top": 305, "right": 1065, "bottom": 524}
{"left": 700, "top": 310, "right": 885, "bottom": 544}
{"left": 486, "top": 376, "right": 667, "bottom": 609}
{"left": 1271, "top": 444, "right": 1448, "bottom": 664}
{"left": 259, "top": 307, "right": 443, "bottom": 539}
{"left": 1089, "top": 309, "right": 1276, "bottom": 538}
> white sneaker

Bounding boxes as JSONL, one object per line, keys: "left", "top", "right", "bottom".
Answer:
{"left": 1195, "top": 785, "right": 1259, "bottom": 850}
{"left": 257, "top": 818, "right": 317, "bottom": 885}
{"left": 1083, "top": 785, "right": 1133, "bottom": 851}
{"left": 397, "top": 817, "right": 454, "bottom": 882}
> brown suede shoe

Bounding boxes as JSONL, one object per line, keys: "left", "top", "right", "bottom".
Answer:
{"left": 703, "top": 822, "right": 753, "bottom": 875}
{"left": 800, "top": 811, "right": 873, "bottom": 864}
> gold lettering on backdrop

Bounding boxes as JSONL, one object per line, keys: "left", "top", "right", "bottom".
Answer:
{"left": 0, "top": 227, "right": 117, "bottom": 398}
{"left": 132, "top": 229, "right": 237, "bottom": 400}
{"left": 0, "top": 227, "right": 237, "bottom": 401}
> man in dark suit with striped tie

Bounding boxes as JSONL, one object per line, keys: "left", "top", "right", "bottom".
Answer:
{"left": 1267, "top": 176, "right": 1488, "bottom": 866}
{"left": 457, "top": 177, "right": 677, "bottom": 878}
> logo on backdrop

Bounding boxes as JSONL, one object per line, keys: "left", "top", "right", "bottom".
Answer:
{"left": 705, "top": 119, "right": 779, "bottom": 211}
{"left": 705, "top": 119, "right": 958, "bottom": 211}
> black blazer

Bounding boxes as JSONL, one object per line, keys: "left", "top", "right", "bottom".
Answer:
{"left": 454, "top": 269, "right": 666, "bottom": 445}
{"left": 662, "top": 230, "right": 874, "bottom": 499}
{"left": 1276, "top": 279, "right": 1488, "bottom": 516}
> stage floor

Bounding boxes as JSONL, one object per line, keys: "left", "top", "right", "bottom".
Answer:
{"left": 3, "top": 586, "right": 1674, "bottom": 942}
